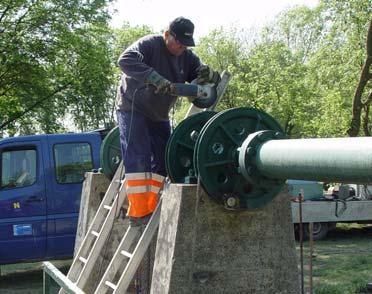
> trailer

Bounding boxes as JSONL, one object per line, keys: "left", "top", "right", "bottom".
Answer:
{"left": 289, "top": 181, "right": 372, "bottom": 240}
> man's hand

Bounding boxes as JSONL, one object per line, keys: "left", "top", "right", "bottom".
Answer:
{"left": 146, "top": 71, "right": 172, "bottom": 94}
{"left": 154, "top": 78, "right": 172, "bottom": 94}
{"left": 196, "top": 65, "right": 221, "bottom": 85}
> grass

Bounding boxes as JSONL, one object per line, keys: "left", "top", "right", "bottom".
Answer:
{"left": 1, "top": 224, "right": 372, "bottom": 293}
{"left": 298, "top": 223, "right": 372, "bottom": 294}
{"left": 0, "top": 260, "right": 71, "bottom": 294}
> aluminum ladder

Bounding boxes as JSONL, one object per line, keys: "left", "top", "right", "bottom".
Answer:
{"left": 59, "top": 163, "right": 126, "bottom": 293}
{"left": 93, "top": 194, "right": 164, "bottom": 294}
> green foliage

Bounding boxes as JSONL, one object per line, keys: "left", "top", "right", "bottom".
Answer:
{"left": 113, "top": 22, "right": 154, "bottom": 62}
{"left": 0, "top": 0, "right": 115, "bottom": 135}
{"left": 188, "top": 0, "right": 370, "bottom": 138}
{"left": 111, "top": 22, "right": 154, "bottom": 95}
{"left": 1, "top": 0, "right": 370, "bottom": 138}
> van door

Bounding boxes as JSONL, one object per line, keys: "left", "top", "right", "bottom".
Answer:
{"left": 0, "top": 141, "right": 46, "bottom": 264}
{"left": 45, "top": 136, "right": 95, "bottom": 258}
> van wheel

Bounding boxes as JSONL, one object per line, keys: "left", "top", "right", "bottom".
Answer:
{"left": 302, "top": 222, "right": 329, "bottom": 241}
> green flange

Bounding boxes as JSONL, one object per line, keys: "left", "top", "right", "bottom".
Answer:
{"left": 165, "top": 111, "right": 217, "bottom": 183}
{"left": 193, "top": 107, "right": 284, "bottom": 210}
{"left": 100, "top": 126, "right": 121, "bottom": 179}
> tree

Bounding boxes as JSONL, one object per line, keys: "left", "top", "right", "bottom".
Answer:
{"left": 0, "top": 0, "right": 115, "bottom": 135}
{"left": 260, "top": 0, "right": 371, "bottom": 137}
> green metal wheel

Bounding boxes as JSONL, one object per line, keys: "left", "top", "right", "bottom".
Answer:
{"left": 165, "top": 111, "right": 217, "bottom": 183}
{"left": 193, "top": 107, "right": 285, "bottom": 210}
{"left": 100, "top": 126, "right": 122, "bottom": 179}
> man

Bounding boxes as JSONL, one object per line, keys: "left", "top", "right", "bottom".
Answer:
{"left": 116, "top": 16, "right": 220, "bottom": 226}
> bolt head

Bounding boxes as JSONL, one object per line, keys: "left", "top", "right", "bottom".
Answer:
{"left": 226, "top": 197, "right": 237, "bottom": 208}
{"left": 246, "top": 147, "right": 255, "bottom": 156}
{"left": 190, "top": 130, "right": 199, "bottom": 142}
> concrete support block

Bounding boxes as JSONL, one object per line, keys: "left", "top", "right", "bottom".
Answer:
{"left": 74, "top": 172, "right": 111, "bottom": 255}
{"left": 151, "top": 184, "right": 299, "bottom": 294}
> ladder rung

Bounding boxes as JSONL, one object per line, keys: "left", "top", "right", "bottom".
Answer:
{"left": 120, "top": 250, "right": 133, "bottom": 259}
{"left": 78, "top": 256, "right": 88, "bottom": 264}
{"left": 103, "top": 205, "right": 112, "bottom": 210}
{"left": 91, "top": 230, "right": 100, "bottom": 237}
{"left": 105, "top": 281, "right": 117, "bottom": 290}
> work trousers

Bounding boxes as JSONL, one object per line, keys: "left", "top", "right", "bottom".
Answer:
{"left": 117, "top": 110, "right": 170, "bottom": 218}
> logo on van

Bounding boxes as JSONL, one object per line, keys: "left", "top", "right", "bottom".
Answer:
{"left": 13, "top": 202, "right": 20, "bottom": 209}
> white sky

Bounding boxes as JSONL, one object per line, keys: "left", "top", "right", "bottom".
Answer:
{"left": 109, "top": 0, "right": 320, "bottom": 40}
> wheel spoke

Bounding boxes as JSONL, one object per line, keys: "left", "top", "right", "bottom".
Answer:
{"left": 203, "top": 159, "right": 235, "bottom": 168}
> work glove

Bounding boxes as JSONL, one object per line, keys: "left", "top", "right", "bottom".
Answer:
{"left": 145, "top": 70, "right": 172, "bottom": 94}
{"left": 196, "top": 65, "right": 221, "bottom": 85}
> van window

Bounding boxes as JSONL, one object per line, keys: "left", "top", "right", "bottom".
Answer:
{"left": 1, "top": 149, "right": 37, "bottom": 189}
{"left": 54, "top": 143, "right": 93, "bottom": 184}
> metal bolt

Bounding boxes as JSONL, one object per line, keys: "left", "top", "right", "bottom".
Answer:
{"left": 274, "top": 131, "right": 283, "bottom": 138}
{"left": 226, "top": 196, "right": 237, "bottom": 208}
{"left": 246, "top": 147, "right": 255, "bottom": 156}
{"left": 257, "top": 132, "right": 266, "bottom": 141}
{"left": 212, "top": 142, "right": 224, "bottom": 155}
{"left": 180, "top": 156, "right": 191, "bottom": 168}
{"left": 235, "top": 126, "right": 245, "bottom": 135}
{"left": 246, "top": 166, "right": 255, "bottom": 175}
{"left": 190, "top": 130, "right": 199, "bottom": 142}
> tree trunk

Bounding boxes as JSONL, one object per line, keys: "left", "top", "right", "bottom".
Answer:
{"left": 347, "top": 19, "right": 372, "bottom": 137}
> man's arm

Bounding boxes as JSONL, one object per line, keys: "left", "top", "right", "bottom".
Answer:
{"left": 118, "top": 37, "right": 171, "bottom": 94}
{"left": 118, "top": 39, "right": 154, "bottom": 82}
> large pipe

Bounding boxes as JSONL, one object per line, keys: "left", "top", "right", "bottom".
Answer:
{"left": 255, "top": 137, "right": 372, "bottom": 184}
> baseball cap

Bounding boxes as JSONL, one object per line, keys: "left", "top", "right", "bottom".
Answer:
{"left": 169, "top": 17, "right": 195, "bottom": 47}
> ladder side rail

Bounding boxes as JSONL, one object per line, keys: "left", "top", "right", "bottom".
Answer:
{"left": 75, "top": 186, "right": 128, "bottom": 289}
{"left": 66, "top": 165, "right": 124, "bottom": 281}
{"left": 113, "top": 197, "right": 163, "bottom": 294}
{"left": 94, "top": 226, "right": 141, "bottom": 294}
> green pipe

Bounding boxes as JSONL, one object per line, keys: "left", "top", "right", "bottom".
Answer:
{"left": 256, "top": 137, "right": 372, "bottom": 184}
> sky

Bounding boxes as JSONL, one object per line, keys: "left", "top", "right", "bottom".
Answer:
{"left": 109, "top": 0, "right": 320, "bottom": 40}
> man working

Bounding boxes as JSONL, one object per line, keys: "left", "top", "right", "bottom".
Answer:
{"left": 116, "top": 16, "right": 220, "bottom": 226}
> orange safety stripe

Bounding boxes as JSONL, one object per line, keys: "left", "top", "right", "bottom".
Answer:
{"left": 127, "top": 192, "right": 159, "bottom": 217}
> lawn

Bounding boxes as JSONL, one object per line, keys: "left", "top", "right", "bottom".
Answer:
{"left": 0, "top": 259, "right": 71, "bottom": 294}
{"left": 0, "top": 224, "right": 372, "bottom": 293}
{"left": 298, "top": 223, "right": 372, "bottom": 294}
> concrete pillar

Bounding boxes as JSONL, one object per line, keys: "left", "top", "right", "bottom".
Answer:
{"left": 74, "top": 172, "right": 111, "bottom": 255}
{"left": 151, "top": 184, "right": 299, "bottom": 294}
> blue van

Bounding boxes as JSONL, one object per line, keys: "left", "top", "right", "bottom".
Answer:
{"left": 0, "top": 132, "right": 104, "bottom": 264}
